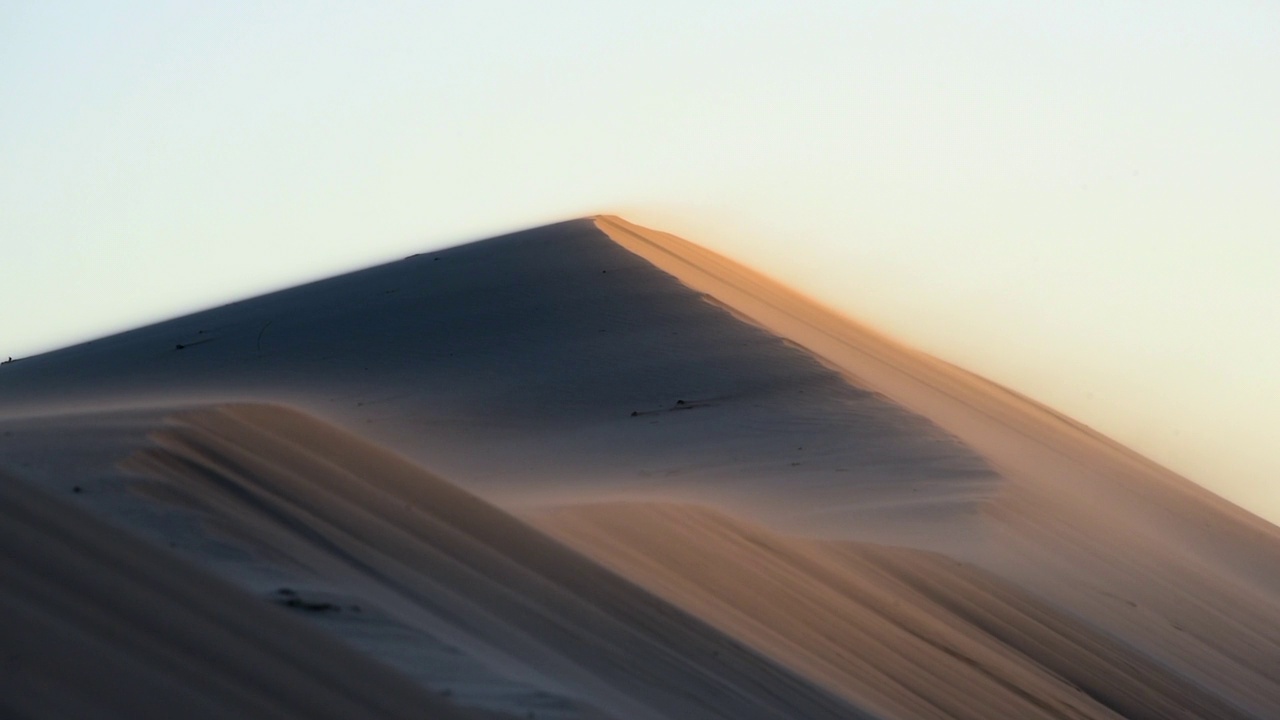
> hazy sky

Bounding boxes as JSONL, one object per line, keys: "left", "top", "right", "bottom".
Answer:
{"left": 4, "top": 2, "right": 1279, "bottom": 523}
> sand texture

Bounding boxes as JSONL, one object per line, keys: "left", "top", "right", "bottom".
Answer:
{"left": 0, "top": 467, "right": 503, "bottom": 720}
{"left": 2, "top": 217, "right": 1278, "bottom": 718}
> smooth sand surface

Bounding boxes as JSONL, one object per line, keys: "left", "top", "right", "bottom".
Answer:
{"left": 596, "top": 216, "right": 1280, "bottom": 714}
{"left": 0, "top": 218, "right": 1001, "bottom": 544}
{"left": 0, "top": 468, "right": 501, "bottom": 720}
{"left": 2, "top": 216, "right": 1279, "bottom": 717}
{"left": 4, "top": 404, "right": 868, "bottom": 720}
{"left": 538, "top": 502, "right": 1256, "bottom": 720}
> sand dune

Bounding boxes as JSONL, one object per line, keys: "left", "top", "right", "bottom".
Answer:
{"left": 539, "top": 502, "right": 1255, "bottom": 720}
{"left": 597, "top": 216, "right": 1280, "bottom": 714}
{"left": 2, "top": 217, "right": 1278, "bottom": 718}
{"left": 0, "top": 467, "right": 499, "bottom": 720}
{"left": 5, "top": 404, "right": 870, "bottom": 719}
{"left": 0, "top": 218, "right": 1002, "bottom": 544}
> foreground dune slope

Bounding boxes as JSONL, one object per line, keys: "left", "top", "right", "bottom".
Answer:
{"left": 1, "top": 216, "right": 1279, "bottom": 717}
{"left": 538, "top": 502, "right": 1253, "bottom": 720}
{"left": 0, "top": 401, "right": 1235, "bottom": 720}
{"left": 0, "top": 468, "right": 501, "bottom": 720}
{"left": 21, "top": 403, "right": 870, "bottom": 720}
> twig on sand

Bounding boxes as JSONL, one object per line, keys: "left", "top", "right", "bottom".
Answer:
{"left": 256, "top": 320, "right": 273, "bottom": 354}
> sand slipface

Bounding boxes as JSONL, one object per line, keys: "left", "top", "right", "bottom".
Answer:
{"left": 1, "top": 216, "right": 1279, "bottom": 719}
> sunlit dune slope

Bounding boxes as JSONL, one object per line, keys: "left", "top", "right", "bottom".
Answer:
{"left": 0, "top": 218, "right": 1003, "bottom": 544}
{"left": 538, "top": 502, "right": 1255, "bottom": 720}
{"left": 597, "top": 215, "right": 1280, "bottom": 570}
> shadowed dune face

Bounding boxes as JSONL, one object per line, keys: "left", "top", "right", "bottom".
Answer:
{"left": 119, "top": 404, "right": 876, "bottom": 720}
{"left": 0, "top": 471, "right": 503, "bottom": 720}
{"left": 0, "top": 219, "right": 1000, "bottom": 543}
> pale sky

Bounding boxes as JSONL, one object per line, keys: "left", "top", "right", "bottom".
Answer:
{"left": 3, "top": 2, "right": 1278, "bottom": 523}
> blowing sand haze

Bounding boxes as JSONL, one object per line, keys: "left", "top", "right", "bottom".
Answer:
{"left": 2, "top": 217, "right": 1278, "bottom": 719}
